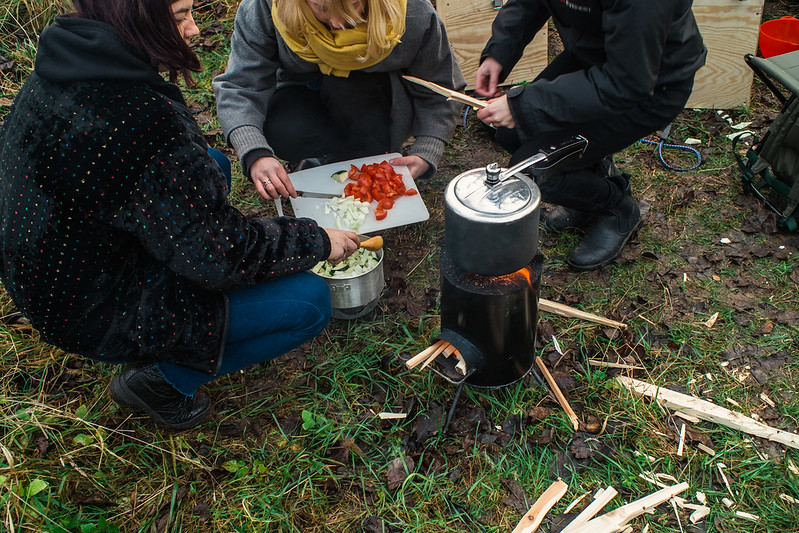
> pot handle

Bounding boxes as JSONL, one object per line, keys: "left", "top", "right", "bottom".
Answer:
{"left": 500, "top": 135, "right": 588, "bottom": 181}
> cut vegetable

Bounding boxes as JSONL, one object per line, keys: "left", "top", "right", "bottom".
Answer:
{"left": 344, "top": 160, "right": 408, "bottom": 220}
{"left": 324, "top": 196, "right": 369, "bottom": 231}
{"left": 311, "top": 248, "right": 379, "bottom": 278}
{"left": 331, "top": 170, "right": 349, "bottom": 182}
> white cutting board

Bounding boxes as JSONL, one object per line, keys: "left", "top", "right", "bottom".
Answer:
{"left": 287, "top": 153, "right": 429, "bottom": 233}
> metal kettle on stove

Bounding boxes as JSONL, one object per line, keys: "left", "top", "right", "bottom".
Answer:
{"left": 443, "top": 135, "right": 588, "bottom": 276}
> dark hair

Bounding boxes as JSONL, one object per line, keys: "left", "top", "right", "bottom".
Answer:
{"left": 72, "top": 0, "right": 201, "bottom": 84}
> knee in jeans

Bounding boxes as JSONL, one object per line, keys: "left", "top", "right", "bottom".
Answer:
{"left": 303, "top": 275, "right": 333, "bottom": 333}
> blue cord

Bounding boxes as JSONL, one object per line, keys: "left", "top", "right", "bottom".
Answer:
{"left": 462, "top": 105, "right": 471, "bottom": 129}
{"left": 640, "top": 124, "right": 701, "bottom": 171}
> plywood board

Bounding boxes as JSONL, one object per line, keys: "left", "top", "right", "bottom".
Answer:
{"left": 437, "top": 0, "right": 547, "bottom": 91}
{"left": 438, "top": 0, "right": 762, "bottom": 107}
{"left": 687, "top": 0, "right": 765, "bottom": 109}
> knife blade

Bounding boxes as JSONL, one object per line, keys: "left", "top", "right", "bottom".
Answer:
{"left": 296, "top": 190, "right": 346, "bottom": 199}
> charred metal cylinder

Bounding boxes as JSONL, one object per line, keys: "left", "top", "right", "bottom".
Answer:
{"left": 437, "top": 249, "right": 542, "bottom": 388}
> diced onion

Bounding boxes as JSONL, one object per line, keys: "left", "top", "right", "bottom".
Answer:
{"left": 325, "top": 196, "right": 369, "bottom": 231}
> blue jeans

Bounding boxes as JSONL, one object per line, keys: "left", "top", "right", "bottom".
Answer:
{"left": 208, "top": 147, "right": 232, "bottom": 191}
{"left": 157, "top": 271, "right": 332, "bottom": 395}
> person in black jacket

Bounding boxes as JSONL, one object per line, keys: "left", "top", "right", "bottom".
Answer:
{"left": 474, "top": 0, "right": 706, "bottom": 270}
{"left": 0, "top": 0, "right": 360, "bottom": 431}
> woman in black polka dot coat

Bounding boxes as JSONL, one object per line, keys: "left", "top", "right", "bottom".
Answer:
{"left": 0, "top": 0, "right": 360, "bottom": 431}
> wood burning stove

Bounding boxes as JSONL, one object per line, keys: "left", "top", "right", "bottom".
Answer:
{"left": 430, "top": 136, "right": 588, "bottom": 390}
{"left": 435, "top": 249, "right": 543, "bottom": 388}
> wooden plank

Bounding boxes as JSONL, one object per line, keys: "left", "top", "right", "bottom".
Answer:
{"left": 511, "top": 479, "right": 569, "bottom": 533}
{"left": 437, "top": 0, "right": 547, "bottom": 91}
{"left": 439, "top": 0, "right": 763, "bottom": 109}
{"left": 687, "top": 0, "right": 765, "bottom": 109}
{"left": 568, "top": 483, "right": 690, "bottom": 533}
{"left": 617, "top": 376, "right": 799, "bottom": 450}
{"left": 561, "top": 487, "right": 618, "bottom": 533}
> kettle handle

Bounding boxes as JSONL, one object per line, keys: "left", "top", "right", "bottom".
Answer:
{"left": 500, "top": 135, "right": 588, "bottom": 181}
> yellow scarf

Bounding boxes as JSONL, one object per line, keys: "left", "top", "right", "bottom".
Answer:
{"left": 272, "top": 0, "right": 406, "bottom": 77}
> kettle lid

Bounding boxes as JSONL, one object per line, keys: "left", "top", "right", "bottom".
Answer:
{"left": 450, "top": 167, "right": 539, "bottom": 216}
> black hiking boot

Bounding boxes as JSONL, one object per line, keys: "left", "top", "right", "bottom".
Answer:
{"left": 109, "top": 364, "right": 211, "bottom": 431}
{"left": 542, "top": 205, "right": 595, "bottom": 232}
{"left": 567, "top": 175, "right": 643, "bottom": 270}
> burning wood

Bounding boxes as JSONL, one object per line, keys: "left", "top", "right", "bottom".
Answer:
{"left": 405, "top": 339, "right": 447, "bottom": 368}
{"left": 418, "top": 340, "right": 450, "bottom": 371}
{"left": 405, "top": 339, "right": 467, "bottom": 375}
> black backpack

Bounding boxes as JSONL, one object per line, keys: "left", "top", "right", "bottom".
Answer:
{"left": 734, "top": 50, "right": 799, "bottom": 231}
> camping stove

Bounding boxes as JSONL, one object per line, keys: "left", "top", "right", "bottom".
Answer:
{"left": 433, "top": 249, "right": 543, "bottom": 388}
{"left": 430, "top": 136, "right": 587, "bottom": 390}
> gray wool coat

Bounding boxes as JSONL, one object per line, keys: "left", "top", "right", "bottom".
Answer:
{"left": 213, "top": 0, "right": 466, "bottom": 177}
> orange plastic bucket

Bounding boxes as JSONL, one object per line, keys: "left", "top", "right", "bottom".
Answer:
{"left": 759, "top": 16, "right": 799, "bottom": 58}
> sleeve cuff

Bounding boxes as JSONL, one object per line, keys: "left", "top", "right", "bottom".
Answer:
{"left": 408, "top": 135, "right": 446, "bottom": 179}
{"left": 228, "top": 125, "right": 274, "bottom": 170}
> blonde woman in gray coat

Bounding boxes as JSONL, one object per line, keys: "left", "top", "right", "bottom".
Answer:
{"left": 213, "top": 0, "right": 465, "bottom": 201}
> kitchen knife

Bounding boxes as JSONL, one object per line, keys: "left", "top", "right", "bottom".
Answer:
{"left": 295, "top": 190, "right": 346, "bottom": 199}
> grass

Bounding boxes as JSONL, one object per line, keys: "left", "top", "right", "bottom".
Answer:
{"left": 2, "top": 0, "right": 799, "bottom": 531}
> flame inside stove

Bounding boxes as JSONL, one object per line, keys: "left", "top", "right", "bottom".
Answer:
{"left": 495, "top": 266, "right": 535, "bottom": 288}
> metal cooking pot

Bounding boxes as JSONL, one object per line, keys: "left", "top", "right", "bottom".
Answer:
{"left": 314, "top": 239, "right": 384, "bottom": 320}
{"left": 444, "top": 136, "right": 588, "bottom": 276}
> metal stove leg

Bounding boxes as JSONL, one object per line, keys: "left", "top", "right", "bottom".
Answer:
{"left": 441, "top": 379, "right": 466, "bottom": 437}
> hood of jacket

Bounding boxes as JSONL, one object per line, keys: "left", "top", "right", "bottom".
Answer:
{"left": 34, "top": 16, "right": 166, "bottom": 86}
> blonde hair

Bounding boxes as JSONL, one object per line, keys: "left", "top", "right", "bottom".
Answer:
{"left": 274, "top": 0, "right": 405, "bottom": 62}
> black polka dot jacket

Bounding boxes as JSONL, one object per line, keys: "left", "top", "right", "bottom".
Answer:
{"left": 0, "top": 17, "right": 331, "bottom": 374}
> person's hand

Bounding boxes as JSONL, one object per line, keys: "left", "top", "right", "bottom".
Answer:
{"left": 476, "top": 95, "right": 516, "bottom": 129}
{"left": 324, "top": 228, "right": 360, "bottom": 264}
{"left": 474, "top": 57, "right": 504, "bottom": 98}
{"left": 388, "top": 155, "right": 429, "bottom": 180}
{"left": 249, "top": 156, "right": 297, "bottom": 201}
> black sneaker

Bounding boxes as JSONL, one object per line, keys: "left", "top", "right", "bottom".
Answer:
{"left": 109, "top": 364, "right": 211, "bottom": 431}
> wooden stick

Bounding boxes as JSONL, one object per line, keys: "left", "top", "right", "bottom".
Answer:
{"left": 561, "top": 487, "right": 618, "bottom": 533}
{"left": 568, "top": 483, "right": 690, "bottom": 533}
{"left": 617, "top": 376, "right": 799, "bottom": 450}
{"left": 402, "top": 75, "right": 488, "bottom": 109}
{"left": 562, "top": 491, "right": 591, "bottom": 514}
{"left": 454, "top": 350, "right": 467, "bottom": 375}
{"left": 418, "top": 341, "right": 450, "bottom": 371}
{"left": 405, "top": 340, "right": 446, "bottom": 369}
{"left": 511, "top": 479, "right": 569, "bottom": 533}
{"left": 377, "top": 412, "right": 407, "bottom": 420}
{"left": 677, "top": 423, "right": 686, "bottom": 457}
{"left": 441, "top": 343, "right": 457, "bottom": 358}
{"left": 539, "top": 298, "right": 627, "bottom": 329}
{"left": 588, "top": 360, "right": 643, "bottom": 370}
{"left": 536, "top": 356, "right": 579, "bottom": 430}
